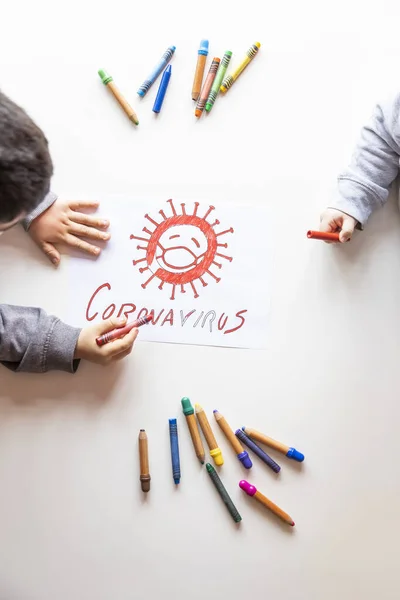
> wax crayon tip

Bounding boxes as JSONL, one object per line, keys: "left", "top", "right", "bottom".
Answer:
{"left": 210, "top": 447, "right": 224, "bottom": 466}
{"left": 98, "top": 69, "right": 112, "bottom": 85}
{"left": 213, "top": 409, "right": 218, "bottom": 413}
{"left": 286, "top": 448, "right": 305, "bottom": 462}
{"left": 206, "top": 463, "right": 213, "bottom": 473}
{"left": 174, "top": 478, "right": 180, "bottom": 485}
{"left": 199, "top": 40, "right": 209, "bottom": 55}
{"left": 165, "top": 65, "right": 172, "bottom": 73}
{"left": 255, "top": 42, "right": 261, "bottom": 49}
{"left": 181, "top": 397, "right": 194, "bottom": 416}
{"left": 238, "top": 451, "right": 252, "bottom": 469}
{"left": 171, "top": 45, "right": 176, "bottom": 51}
{"left": 239, "top": 480, "right": 257, "bottom": 496}
{"left": 291, "top": 521, "right": 295, "bottom": 527}
{"left": 195, "top": 110, "right": 201, "bottom": 118}
{"left": 137, "top": 90, "right": 145, "bottom": 97}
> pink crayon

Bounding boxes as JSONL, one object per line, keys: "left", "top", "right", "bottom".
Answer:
{"left": 239, "top": 480, "right": 295, "bottom": 526}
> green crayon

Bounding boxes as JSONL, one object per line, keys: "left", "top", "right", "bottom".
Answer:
{"left": 206, "top": 463, "right": 242, "bottom": 523}
{"left": 205, "top": 51, "right": 232, "bottom": 113}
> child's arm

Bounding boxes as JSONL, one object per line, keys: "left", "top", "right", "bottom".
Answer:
{"left": 320, "top": 94, "right": 400, "bottom": 241}
{"left": 0, "top": 306, "right": 137, "bottom": 372}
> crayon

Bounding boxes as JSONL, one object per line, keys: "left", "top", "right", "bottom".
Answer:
{"left": 137, "top": 45, "right": 176, "bottom": 97}
{"left": 205, "top": 51, "right": 232, "bottom": 112}
{"left": 206, "top": 464, "right": 242, "bottom": 523}
{"left": 195, "top": 404, "right": 223, "bottom": 466}
{"left": 239, "top": 480, "right": 295, "bottom": 526}
{"left": 138, "top": 429, "right": 151, "bottom": 492}
{"left": 169, "top": 418, "right": 181, "bottom": 484}
{"left": 98, "top": 69, "right": 139, "bottom": 125}
{"left": 152, "top": 65, "right": 172, "bottom": 114}
{"left": 181, "top": 397, "right": 205, "bottom": 464}
{"left": 192, "top": 39, "right": 209, "bottom": 101}
{"left": 195, "top": 58, "right": 220, "bottom": 118}
{"left": 96, "top": 314, "right": 152, "bottom": 346}
{"left": 307, "top": 230, "right": 340, "bottom": 242}
{"left": 220, "top": 42, "right": 261, "bottom": 93}
{"left": 235, "top": 429, "right": 280, "bottom": 473}
{"left": 242, "top": 427, "right": 304, "bottom": 462}
{"left": 213, "top": 411, "right": 252, "bottom": 468}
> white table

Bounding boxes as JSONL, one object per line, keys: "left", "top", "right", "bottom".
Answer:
{"left": 1, "top": 1, "right": 400, "bottom": 598}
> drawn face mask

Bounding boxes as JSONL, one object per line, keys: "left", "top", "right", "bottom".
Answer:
{"left": 153, "top": 225, "right": 208, "bottom": 274}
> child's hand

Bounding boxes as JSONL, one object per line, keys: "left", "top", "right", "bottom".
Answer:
{"left": 29, "top": 199, "right": 111, "bottom": 266}
{"left": 74, "top": 317, "right": 138, "bottom": 365}
{"left": 319, "top": 208, "right": 357, "bottom": 243}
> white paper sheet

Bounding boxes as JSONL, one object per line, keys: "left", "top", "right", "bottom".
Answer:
{"left": 66, "top": 197, "right": 271, "bottom": 349}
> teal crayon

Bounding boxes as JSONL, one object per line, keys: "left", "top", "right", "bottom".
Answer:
{"left": 205, "top": 51, "right": 232, "bottom": 112}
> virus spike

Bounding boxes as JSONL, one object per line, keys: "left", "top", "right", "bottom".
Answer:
{"left": 167, "top": 199, "right": 177, "bottom": 216}
{"left": 203, "top": 206, "right": 215, "bottom": 220}
{"left": 145, "top": 214, "right": 159, "bottom": 226}
{"left": 139, "top": 267, "right": 149, "bottom": 274}
{"left": 190, "top": 281, "right": 199, "bottom": 298}
{"left": 217, "top": 243, "right": 228, "bottom": 248}
{"left": 132, "top": 257, "right": 147, "bottom": 266}
{"left": 181, "top": 203, "right": 186, "bottom": 215}
{"left": 170, "top": 284, "right": 176, "bottom": 300}
{"left": 213, "top": 261, "right": 222, "bottom": 269}
{"left": 215, "top": 252, "right": 233, "bottom": 262}
{"left": 159, "top": 210, "right": 167, "bottom": 220}
{"left": 216, "top": 227, "right": 234, "bottom": 237}
{"left": 206, "top": 270, "right": 221, "bottom": 283}
{"left": 180, "top": 284, "right": 186, "bottom": 293}
{"left": 143, "top": 227, "right": 153, "bottom": 236}
{"left": 130, "top": 234, "right": 150, "bottom": 242}
{"left": 158, "top": 281, "right": 165, "bottom": 290}
{"left": 141, "top": 273, "right": 157, "bottom": 289}
{"left": 211, "top": 219, "right": 220, "bottom": 227}
{"left": 137, "top": 245, "right": 147, "bottom": 251}
{"left": 199, "top": 277, "right": 208, "bottom": 287}
{"left": 193, "top": 202, "right": 199, "bottom": 216}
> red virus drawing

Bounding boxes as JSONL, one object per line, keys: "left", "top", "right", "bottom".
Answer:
{"left": 130, "top": 199, "right": 234, "bottom": 300}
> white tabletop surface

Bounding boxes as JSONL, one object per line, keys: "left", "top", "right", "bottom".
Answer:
{"left": 1, "top": 1, "right": 400, "bottom": 599}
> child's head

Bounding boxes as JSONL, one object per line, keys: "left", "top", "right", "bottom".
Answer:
{"left": 0, "top": 90, "right": 53, "bottom": 229}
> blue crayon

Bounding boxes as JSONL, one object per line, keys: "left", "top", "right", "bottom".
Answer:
{"left": 235, "top": 429, "right": 281, "bottom": 473}
{"left": 169, "top": 418, "right": 181, "bottom": 484}
{"left": 137, "top": 45, "right": 176, "bottom": 97}
{"left": 152, "top": 65, "right": 172, "bottom": 113}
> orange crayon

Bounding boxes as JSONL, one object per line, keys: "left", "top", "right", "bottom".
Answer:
{"left": 307, "top": 230, "right": 340, "bottom": 242}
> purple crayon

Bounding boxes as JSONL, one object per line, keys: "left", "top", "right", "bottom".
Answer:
{"left": 235, "top": 429, "right": 281, "bottom": 473}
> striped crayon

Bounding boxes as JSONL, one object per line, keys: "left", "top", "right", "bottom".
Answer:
{"left": 205, "top": 51, "right": 232, "bottom": 112}
{"left": 220, "top": 42, "right": 260, "bottom": 93}
{"left": 213, "top": 410, "right": 252, "bottom": 468}
{"left": 239, "top": 480, "right": 295, "bottom": 526}
{"left": 206, "top": 464, "right": 242, "bottom": 523}
{"left": 242, "top": 427, "right": 304, "bottom": 462}
{"left": 195, "top": 57, "right": 220, "bottom": 118}
{"left": 137, "top": 45, "right": 176, "bottom": 97}
{"left": 169, "top": 418, "right": 181, "bottom": 485}
{"left": 235, "top": 429, "right": 281, "bottom": 473}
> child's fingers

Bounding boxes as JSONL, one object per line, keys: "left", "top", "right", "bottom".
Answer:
{"left": 319, "top": 215, "right": 338, "bottom": 233}
{"left": 339, "top": 217, "right": 355, "bottom": 243}
{"left": 64, "top": 233, "right": 101, "bottom": 256}
{"left": 69, "top": 200, "right": 100, "bottom": 211}
{"left": 96, "top": 316, "right": 127, "bottom": 335}
{"left": 104, "top": 329, "right": 138, "bottom": 358}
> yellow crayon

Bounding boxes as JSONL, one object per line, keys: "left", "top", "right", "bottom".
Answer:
{"left": 195, "top": 404, "right": 224, "bottom": 466}
{"left": 220, "top": 42, "right": 261, "bottom": 93}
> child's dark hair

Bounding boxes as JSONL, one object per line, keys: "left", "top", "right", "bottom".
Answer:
{"left": 0, "top": 90, "right": 53, "bottom": 224}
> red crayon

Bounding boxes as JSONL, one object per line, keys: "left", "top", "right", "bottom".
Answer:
{"left": 96, "top": 314, "right": 152, "bottom": 346}
{"left": 307, "top": 230, "right": 340, "bottom": 242}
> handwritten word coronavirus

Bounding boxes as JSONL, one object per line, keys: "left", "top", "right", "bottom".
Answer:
{"left": 85, "top": 282, "right": 247, "bottom": 336}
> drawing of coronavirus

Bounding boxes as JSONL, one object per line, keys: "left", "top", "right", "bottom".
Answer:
{"left": 130, "top": 199, "right": 234, "bottom": 300}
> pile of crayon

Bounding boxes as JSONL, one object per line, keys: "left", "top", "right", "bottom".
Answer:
{"left": 98, "top": 40, "right": 261, "bottom": 125}
{"left": 139, "top": 398, "right": 304, "bottom": 528}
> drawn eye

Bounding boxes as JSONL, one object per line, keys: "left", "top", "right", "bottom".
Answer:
{"left": 130, "top": 199, "right": 234, "bottom": 300}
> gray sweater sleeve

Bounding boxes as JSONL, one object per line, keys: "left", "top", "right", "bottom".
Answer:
{"left": 331, "top": 94, "right": 400, "bottom": 226}
{"left": 21, "top": 191, "right": 58, "bottom": 231}
{"left": 0, "top": 304, "right": 81, "bottom": 373}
